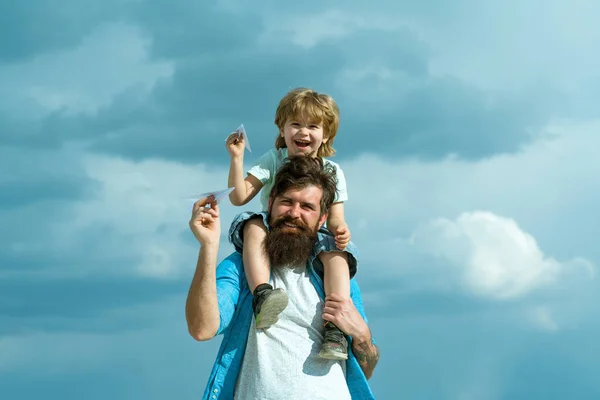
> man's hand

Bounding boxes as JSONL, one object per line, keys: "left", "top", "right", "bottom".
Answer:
{"left": 225, "top": 132, "right": 246, "bottom": 158}
{"left": 189, "top": 196, "right": 221, "bottom": 246}
{"left": 322, "top": 293, "right": 380, "bottom": 379}
{"left": 333, "top": 223, "right": 351, "bottom": 250}
{"left": 322, "top": 293, "right": 367, "bottom": 339}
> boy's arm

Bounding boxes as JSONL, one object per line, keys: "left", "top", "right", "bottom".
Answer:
{"left": 327, "top": 202, "right": 351, "bottom": 250}
{"left": 228, "top": 154, "right": 263, "bottom": 206}
{"left": 226, "top": 133, "right": 264, "bottom": 206}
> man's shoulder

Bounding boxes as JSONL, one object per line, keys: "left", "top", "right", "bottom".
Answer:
{"left": 223, "top": 251, "right": 243, "bottom": 262}
{"left": 217, "top": 251, "right": 244, "bottom": 275}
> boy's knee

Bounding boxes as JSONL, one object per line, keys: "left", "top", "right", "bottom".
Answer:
{"left": 243, "top": 216, "right": 267, "bottom": 234}
{"left": 241, "top": 216, "right": 267, "bottom": 245}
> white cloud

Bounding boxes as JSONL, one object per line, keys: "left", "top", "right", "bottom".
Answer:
{"left": 341, "top": 120, "right": 600, "bottom": 268}
{"left": 410, "top": 211, "right": 563, "bottom": 299}
{"left": 254, "top": 2, "right": 600, "bottom": 103}
{"left": 418, "top": 0, "right": 600, "bottom": 92}
{"left": 325, "top": 121, "right": 600, "bottom": 338}
{"left": 52, "top": 152, "right": 254, "bottom": 278}
{"left": 0, "top": 22, "right": 174, "bottom": 115}
{"left": 12, "top": 119, "right": 597, "bottom": 295}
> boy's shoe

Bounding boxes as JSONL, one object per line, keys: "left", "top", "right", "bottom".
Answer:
{"left": 318, "top": 322, "right": 348, "bottom": 360}
{"left": 253, "top": 283, "right": 288, "bottom": 330}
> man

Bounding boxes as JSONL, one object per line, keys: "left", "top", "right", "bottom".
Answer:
{"left": 186, "top": 156, "right": 380, "bottom": 400}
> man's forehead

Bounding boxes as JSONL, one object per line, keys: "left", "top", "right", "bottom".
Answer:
{"left": 278, "top": 185, "right": 323, "bottom": 202}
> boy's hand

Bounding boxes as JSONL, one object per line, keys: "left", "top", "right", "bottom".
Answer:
{"left": 189, "top": 196, "right": 221, "bottom": 246}
{"left": 333, "top": 223, "right": 351, "bottom": 250}
{"left": 226, "top": 132, "right": 245, "bottom": 158}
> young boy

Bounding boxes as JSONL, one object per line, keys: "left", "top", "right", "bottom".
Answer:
{"left": 226, "top": 88, "right": 356, "bottom": 360}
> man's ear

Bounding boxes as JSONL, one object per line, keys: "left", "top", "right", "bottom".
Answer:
{"left": 318, "top": 212, "right": 328, "bottom": 229}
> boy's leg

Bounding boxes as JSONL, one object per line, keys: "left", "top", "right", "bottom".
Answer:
{"left": 243, "top": 218, "right": 270, "bottom": 294}
{"left": 317, "top": 250, "right": 350, "bottom": 360}
{"left": 243, "top": 218, "right": 288, "bottom": 329}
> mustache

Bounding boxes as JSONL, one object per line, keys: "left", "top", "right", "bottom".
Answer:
{"left": 270, "top": 214, "right": 308, "bottom": 232}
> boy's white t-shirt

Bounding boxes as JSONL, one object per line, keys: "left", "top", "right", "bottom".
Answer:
{"left": 247, "top": 148, "right": 348, "bottom": 211}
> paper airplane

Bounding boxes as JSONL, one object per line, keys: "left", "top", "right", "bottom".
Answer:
{"left": 186, "top": 187, "right": 235, "bottom": 207}
{"left": 225, "top": 124, "right": 252, "bottom": 153}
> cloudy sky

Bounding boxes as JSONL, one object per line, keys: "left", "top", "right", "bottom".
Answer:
{"left": 2, "top": 0, "right": 600, "bottom": 399}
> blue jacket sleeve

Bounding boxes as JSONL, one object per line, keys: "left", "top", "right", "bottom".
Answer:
{"left": 215, "top": 252, "right": 247, "bottom": 335}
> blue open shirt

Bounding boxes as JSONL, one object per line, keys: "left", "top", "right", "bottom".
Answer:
{"left": 199, "top": 212, "right": 377, "bottom": 400}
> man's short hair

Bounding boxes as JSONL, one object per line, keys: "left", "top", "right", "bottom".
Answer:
{"left": 270, "top": 155, "right": 338, "bottom": 215}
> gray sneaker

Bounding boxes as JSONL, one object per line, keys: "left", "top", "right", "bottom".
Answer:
{"left": 318, "top": 322, "right": 348, "bottom": 360}
{"left": 252, "top": 283, "right": 288, "bottom": 329}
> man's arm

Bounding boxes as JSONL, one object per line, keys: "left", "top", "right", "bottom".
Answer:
{"left": 350, "top": 327, "right": 380, "bottom": 380}
{"left": 322, "top": 293, "right": 380, "bottom": 379}
{"left": 185, "top": 197, "right": 222, "bottom": 341}
{"left": 185, "top": 241, "right": 220, "bottom": 341}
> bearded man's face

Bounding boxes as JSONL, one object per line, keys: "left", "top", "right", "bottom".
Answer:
{"left": 264, "top": 186, "right": 327, "bottom": 267}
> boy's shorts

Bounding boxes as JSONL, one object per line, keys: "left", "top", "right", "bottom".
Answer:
{"left": 228, "top": 211, "right": 358, "bottom": 279}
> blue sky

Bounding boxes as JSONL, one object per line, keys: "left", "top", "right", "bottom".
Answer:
{"left": 2, "top": 1, "right": 600, "bottom": 399}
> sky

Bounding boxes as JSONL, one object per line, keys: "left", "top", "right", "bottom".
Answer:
{"left": 2, "top": 0, "right": 600, "bottom": 399}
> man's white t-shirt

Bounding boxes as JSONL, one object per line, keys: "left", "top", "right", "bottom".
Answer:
{"left": 234, "top": 264, "right": 351, "bottom": 400}
{"left": 247, "top": 148, "right": 348, "bottom": 211}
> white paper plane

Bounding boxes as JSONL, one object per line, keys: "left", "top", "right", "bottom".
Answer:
{"left": 186, "top": 187, "right": 235, "bottom": 207}
{"left": 225, "top": 124, "right": 252, "bottom": 153}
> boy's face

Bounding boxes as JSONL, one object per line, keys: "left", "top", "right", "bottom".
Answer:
{"left": 280, "top": 114, "right": 327, "bottom": 157}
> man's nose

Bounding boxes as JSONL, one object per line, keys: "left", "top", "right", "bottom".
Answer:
{"left": 287, "top": 203, "right": 301, "bottom": 217}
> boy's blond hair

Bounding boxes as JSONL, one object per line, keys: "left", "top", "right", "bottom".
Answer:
{"left": 274, "top": 88, "right": 340, "bottom": 158}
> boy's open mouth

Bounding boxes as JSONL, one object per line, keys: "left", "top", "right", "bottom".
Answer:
{"left": 294, "top": 139, "right": 310, "bottom": 149}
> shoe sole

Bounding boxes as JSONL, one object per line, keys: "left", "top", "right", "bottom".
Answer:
{"left": 255, "top": 289, "right": 289, "bottom": 329}
{"left": 318, "top": 346, "right": 348, "bottom": 360}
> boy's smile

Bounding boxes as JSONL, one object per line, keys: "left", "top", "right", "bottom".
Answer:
{"left": 281, "top": 116, "right": 328, "bottom": 157}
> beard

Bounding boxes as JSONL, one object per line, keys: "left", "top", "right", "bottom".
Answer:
{"left": 264, "top": 214, "right": 319, "bottom": 268}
